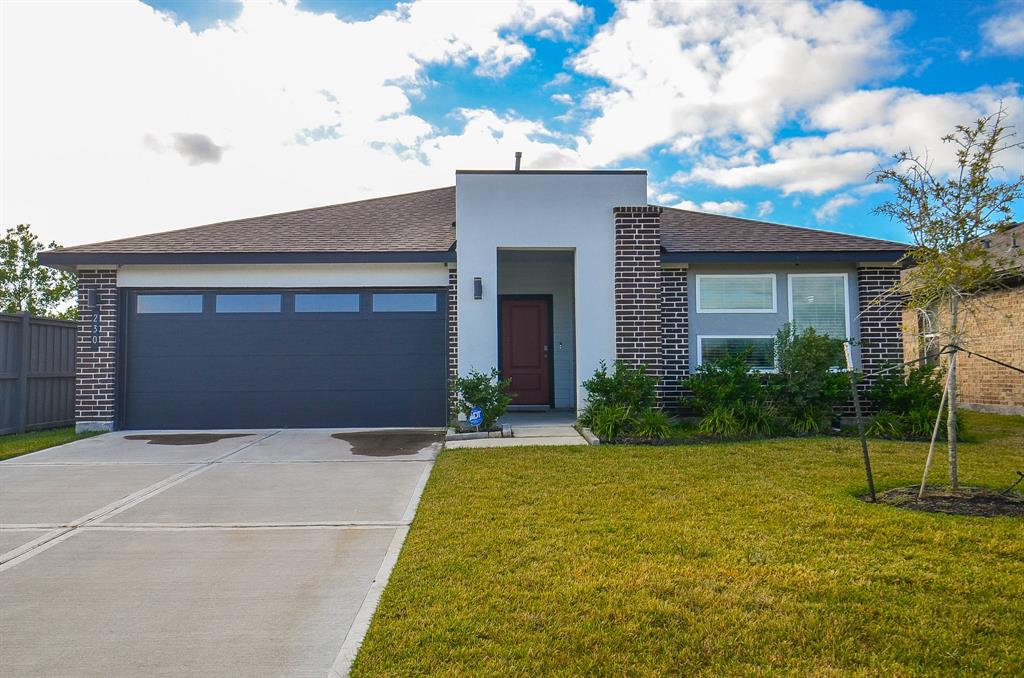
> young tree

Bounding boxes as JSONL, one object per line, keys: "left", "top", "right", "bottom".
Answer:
{"left": 1, "top": 224, "right": 77, "bottom": 319}
{"left": 872, "top": 106, "right": 1024, "bottom": 492}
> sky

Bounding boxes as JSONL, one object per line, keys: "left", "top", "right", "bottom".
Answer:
{"left": 2, "top": 0, "right": 1023, "bottom": 248}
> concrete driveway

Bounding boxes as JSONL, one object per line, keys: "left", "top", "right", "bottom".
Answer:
{"left": 0, "top": 428, "right": 443, "bottom": 678}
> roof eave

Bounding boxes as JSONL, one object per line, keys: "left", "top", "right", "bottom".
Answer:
{"left": 661, "top": 249, "right": 908, "bottom": 264}
{"left": 37, "top": 250, "right": 457, "bottom": 268}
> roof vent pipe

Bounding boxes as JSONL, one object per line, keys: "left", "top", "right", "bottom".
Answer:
{"left": 514, "top": 151, "right": 522, "bottom": 171}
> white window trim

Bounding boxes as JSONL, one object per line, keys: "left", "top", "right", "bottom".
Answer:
{"left": 787, "top": 272, "right": 851, "bottom": 339}
{"left": 696, "top": 335, "right": 777, "bottom": 373}
{"left": 695, "top": 273, "right": 777, "bottom": 313}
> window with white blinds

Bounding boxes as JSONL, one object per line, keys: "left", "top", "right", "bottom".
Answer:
{"left": 696, "top": 274, "right": 776, "bottom": 312}
{"left": 788, "top": 274, "right": 849, "bottom": 338}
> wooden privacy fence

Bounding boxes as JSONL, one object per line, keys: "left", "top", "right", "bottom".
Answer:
{"left": 0, "top": 312, "right": 77, "bottom": 435}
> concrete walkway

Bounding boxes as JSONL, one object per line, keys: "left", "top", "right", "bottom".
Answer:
{"left": 447, "top": 411, "right": 587, "bottom": 449}
{"left": 0, "top": 428, "right": 443, "bottom": 678}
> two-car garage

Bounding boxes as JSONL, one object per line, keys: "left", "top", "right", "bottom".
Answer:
{"left": 120, "top": 288, "right": 448, "bottom": 430}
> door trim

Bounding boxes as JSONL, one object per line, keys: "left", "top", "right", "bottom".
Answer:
{"left": 497, "top": 294, "right": 555, "bottom": 407}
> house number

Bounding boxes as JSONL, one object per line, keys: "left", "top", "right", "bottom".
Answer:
{"left": 89, "top": 288, "right": 101, "bottom": 349}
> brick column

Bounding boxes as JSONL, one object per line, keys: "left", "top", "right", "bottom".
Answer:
{"left": 446, "top": 265, "right": 458, "bottom": 419}
{"left": 614, "top": 205, "right": 663, "bottom": 385}
{"left": 660, "top": 267, "right": 689, "bottom": 408}
{"left": 857, "top": 266, "right": 903, "bottom": 396}
{"left": 75, "top": 268, "right": 118, "bottom": 432}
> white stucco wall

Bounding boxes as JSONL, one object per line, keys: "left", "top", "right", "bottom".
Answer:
{"left": 455, "top": 171, "right": 648, "bottom": 411}
{"left": 116, "top": 263, "right": 449, "bottom": 288}
{"left": 498, "top": 252, "right": 576, "bottom": 408}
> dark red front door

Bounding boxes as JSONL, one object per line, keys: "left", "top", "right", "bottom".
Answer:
{"left": 500, "top": 297, "right": 552, "bottom": 405}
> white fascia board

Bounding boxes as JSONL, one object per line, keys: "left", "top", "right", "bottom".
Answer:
{"left": 117, "top": 263, "right": 449, "bottom": 288}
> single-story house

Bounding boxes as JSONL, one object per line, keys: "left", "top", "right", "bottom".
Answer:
{"left": 903, "top": 222, "right": 1024, "bottom": 416}
{"left": 40, "top": 169, "right": 909, "bottom": 432}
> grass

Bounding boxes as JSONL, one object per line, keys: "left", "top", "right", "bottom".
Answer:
{"left": 353, "top": 411, "right": 1024, "bottom": 677}
{"left": 0, "top": 427, "right": 100, "bottom": 461}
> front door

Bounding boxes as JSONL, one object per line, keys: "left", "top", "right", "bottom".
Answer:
{"left": 500, "top": 296, "right": 552, "bottom": 406}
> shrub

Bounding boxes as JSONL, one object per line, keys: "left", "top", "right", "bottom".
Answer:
{"left": 685, "top": 351, "right": 765, "bottom": 414}
{"left": 581, "top": 360, "right": 657, "bottom": 412}
{"left": 736, "top": 403, "right": 779, "bottom": 437}
{"left": 867, "top": 410, "right": 905, "bottom": 438}
{"left": 451, "top": 368, "right": 515, "bottom": 429}
{"left": 770, "top": 324, "right": 848, "bottom": 433}
{"left": 697, "top": 405, "right": 741, "bottom": 437}
{"left": 868, "top": 364, "right": 963, "bottom": 440}
{"left": 587, "top": 403, "right": 635, "bottom": 441}
{"left": 630, "top": 408, "right": 672, "bottom": 439}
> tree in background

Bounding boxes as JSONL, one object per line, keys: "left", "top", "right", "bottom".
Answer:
{"left": 1, "top": 224, "right": 77, "bottom": 319}
{"left": 872, "top": 106, "right": 1024, "bottom": 493}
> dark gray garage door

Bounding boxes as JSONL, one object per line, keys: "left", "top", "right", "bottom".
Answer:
{"left": 122, "top": 289, "right": 447, "bottom": 429}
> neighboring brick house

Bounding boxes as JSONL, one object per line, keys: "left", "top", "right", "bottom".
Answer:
{"left": 40, "top": 169, "right": 908, "bottom": 432}
{"left": 903, "top": 224, "right": 1024, "bottom": 416}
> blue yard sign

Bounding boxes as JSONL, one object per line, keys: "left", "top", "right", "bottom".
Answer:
{"left": 468, "top": 407, "right": 484, "bottom": 428}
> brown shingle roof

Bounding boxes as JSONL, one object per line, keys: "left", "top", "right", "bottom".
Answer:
{"left": 40, "top": 185, "right": 911, "bottom": 266}
{"left": 660, "top": 206, "right": 909, "bottom": 255}
{"left": 42, "top": 186, "right": 456, "bottom": 264}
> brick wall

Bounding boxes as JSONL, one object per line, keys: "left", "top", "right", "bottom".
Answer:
{"left": 857, "top": 267, "right": 904, "bottom": 396}
{"left": 75, "top": 269, "right": 118, "bottom": 431}
{"left": 614, "top": 206, "right": 663, "bottom": 386}
{"left": 447, "top": 265, "right": 458, "bottom": 419}
{"left": 902, "top": 286, "right": 1024, "bottom": 415}
{"left": 660, "top": 267, "right": 689, "bottom": 408}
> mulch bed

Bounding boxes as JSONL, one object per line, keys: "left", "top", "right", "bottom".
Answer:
{"left": 869, "top": 485, "right": 1024, "bottom": 517}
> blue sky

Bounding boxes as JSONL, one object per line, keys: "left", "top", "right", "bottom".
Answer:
{"left": 3, "top": 1, "right": 1023, "bottom": 245}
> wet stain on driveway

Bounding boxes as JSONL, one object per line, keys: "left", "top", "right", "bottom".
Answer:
{"left": 124, "top": 433, "right": 253, "bottom": 446}
{"left": 331, "top": 431, "right": 442, "bottom": 457}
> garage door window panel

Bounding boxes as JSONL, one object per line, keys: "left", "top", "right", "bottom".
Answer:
{"left": 215, "top": 294, "right": 282, "bottom": 313}
{"left": 136, "top": 294, "right": 204, "bottom": 314}
{"left": 372, "top": 293, "right": 437, "bottom": 312}
{"left": 295, "top": 293, "right": 360, "bottom": 313}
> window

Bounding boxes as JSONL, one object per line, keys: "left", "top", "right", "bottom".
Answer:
{"left": 698, "top": 336, "right": 775, "bottom": 371}
{"left": 215, "top": 294, "right": 281, "bottom": 313}
{"left": 295, "top": 293, "right": 359, "bottom": 313}
{"left": 137, "top": 294, "right": 203, "bottom": 314}
{"left": 372, "top": 293, "right": 436, "bottom": 312}
{"left": 789, "top": 274, "right": 849, "bottom": 339}
{"left": 696, "top": 274, "right": 776, "bottom": 313}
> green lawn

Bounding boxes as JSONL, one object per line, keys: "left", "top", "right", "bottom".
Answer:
{"left": 353, "top": 411, "right": 1024, "bottom": 676}
{"left": 0, "top": 427, "right": 100, "bottom": 461}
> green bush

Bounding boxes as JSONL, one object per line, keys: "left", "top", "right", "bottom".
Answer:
{"left": 736, "top": 403, "right": 780, "bottom": 437}
{"left": 867, "top": 364, "right": 962, "bottom": 440}
{"left": 697, "top": 405, "right": 741, "bottom": 437}
{"left": 630, "top": 408, "right": 672, "bottom": 439}
{"left": 580, "top": 360, "right": 657, "bottom": 428}
{"left": 867, "top": 410, "right": 905, "bottom": 438}
{"left": 685, "top": 351, "right": 765, "bottom": 414}
{"left": 451, "top": 368, "right": 515, "bottom": 429}
{"left": 587, "top": 403, "right": 635, "bottom": 441}
{"left": 769, "top": 324, "right": 848, "bottom": 433}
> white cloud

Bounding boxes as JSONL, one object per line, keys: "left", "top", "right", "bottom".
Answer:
{"left": 681, "top": 86, "right": 1024, "bottom": 194}
{"left": 550, "top": 93, "right": 573, "bottom": 105}
{"left": 1, "top": 0, "right": 586, "bottom": 245}
{"left": 981, "top": 5, "right": 1024, "bottom": 55}
{"left": 814, "top": 194, "right": 858, "bottom": 222}
{"left": 544, "top": 72, "right": 572, "bottom": 88}
{"left": 672, "top": 199, "right": 746, "bottom": 215}
{"left": 756, "top": 200, "right": 774, "bottom": 218}
{"left": 570, "top": 0, "right": 903, "bottom": 165}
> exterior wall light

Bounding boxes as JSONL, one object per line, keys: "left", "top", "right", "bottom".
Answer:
{"left": 473, "top": 277, "right": 483, "bottom": 300}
